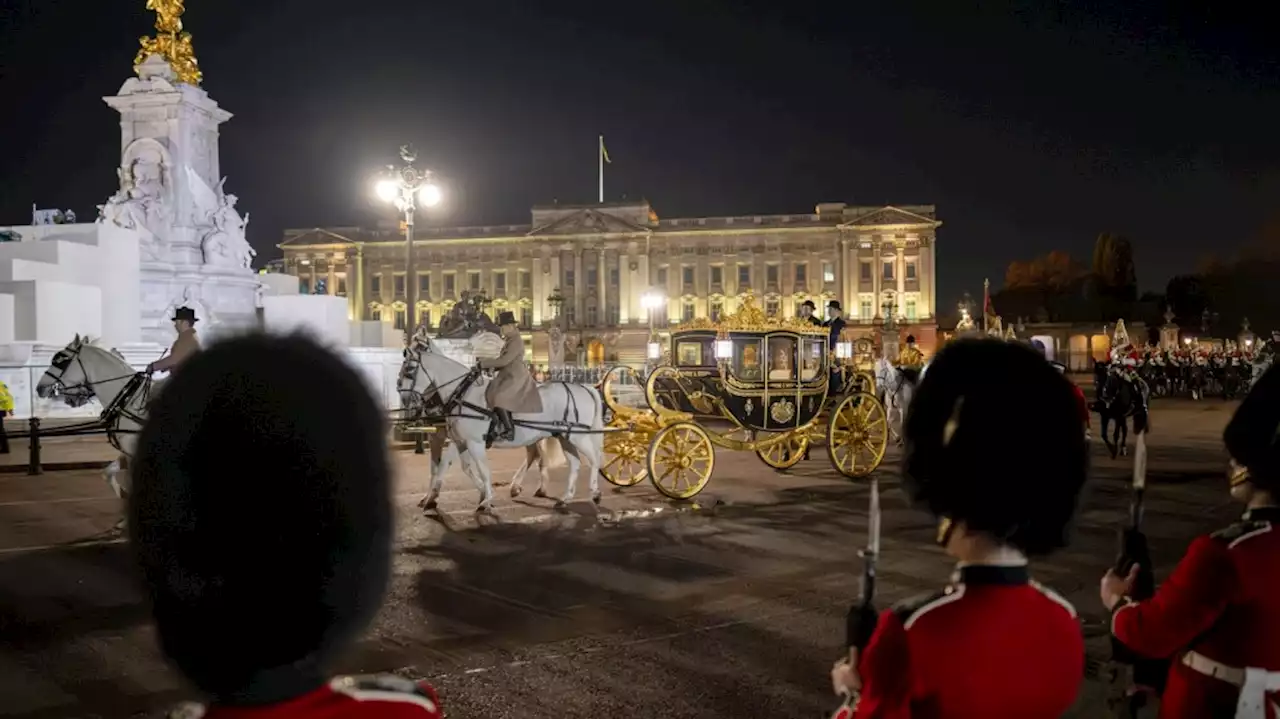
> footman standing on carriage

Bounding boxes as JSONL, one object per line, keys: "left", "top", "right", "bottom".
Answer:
{"left": 132, "top": 333, "right": 442, "bottom": 719}
{"left": 799, "top": 299, "right": 824, "bottom": 327}
{"left": 831, "top": 339, "right": 1088, "bottom": 717}
{"left": 823, "top": 300, "right": 847, "bottom": 349}
{"left": 1102, "top": 363, "right": 1280, "bottom": 719}
{"left": 480, "top": 310, "right": 543, "bottom": 448}
{"left": 146, "top": 306, "right": 201, "bottom": 375}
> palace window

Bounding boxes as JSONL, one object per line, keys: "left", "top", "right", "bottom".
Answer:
{"left": 394, "top": 307, "right": 406, "bottom": 330}
{"left": 710, "top": 299, "right": 724, "bottom": 322}
{"left": 682, "top": 266, "right": 695, "bottom": 285}
{"left": 794, "top": 263, "right": 807, "bottom": 284}
{"left": 823, "top": 261, "right": 835, "bottom": 283}
{"left": 336, "top": 276, "right": 347, "bottom": 296}
{"left": 766, "top": 264, "right": 779, "bottom": 285}
{"left": 418, "top": 274, "right": 430, "bottom": 295}
{"left": 370, "top": 305, "right": 382, "bottom": 322}
{"left": 393, "top": 275, "right": 405, "bottom": 297}
{"left": 738, "top": 264, "right": 751, "bottom": 288}
{"left": 606, "top": 305, "right": 620, "bottom": 326}
{"left": 299, "top": 278, "right": 311, "bottom": 294}
{"left": 494, "top": 271, "right": 507, "bottom": 293}
{"left": 860, "top": 261, "right": 872, "bottom": 281}
{"left": 370, "top": 275, "right": 382, "bottom": 295}
{"left": 860, "top": 300, "right": 873, "bottom": 319}
{"left": 906, "top": 260, "right": 917, "bottom": 281}
{"left": 906, "top": 299, "right": 918, "bottom": 321}
{"left": 682, "top": 301, "right": 696, "bottom": 322}
{"left": 520, "top": 307, "right": 533, "bottom": 328}
{"left": 882, "top": 261, "right": 894, "bottom": 280}
{"left": 587, "top": 267, "right": 598, "bottom": 287}
{"left": 765, "top": 299, "right": 779, "bottom": 317}
{"left": 420, "top": 309, "right": 432, "bottom": 329}
{"left": 710, "top": 266, "right": 723, "bottom": 286}
{"left": 587, "top": 305, "right": 598, "bottom": 326}
{"left": 519, "top": 270, "right": 531, "bottom": 293}
{"left": 565, "top": 269, "right": 575, "bottom": 287}
{"left": 565, "top": 305, "right": 576, "bottom": 325}
{"left": 656, "top": 267, "right": 668, "bottom": 286}
{"left": 444, "top": 273, "right": 455, "bottom": 293}
{"left": 468, "top": 271, "right": 481, "bottom": 291}
{"left": 609, "top": 268, "right": 619, "bottom": 286}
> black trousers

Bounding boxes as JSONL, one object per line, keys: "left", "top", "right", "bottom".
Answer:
{"left": 0, "top": 410, "right": 9, "bottom": 454}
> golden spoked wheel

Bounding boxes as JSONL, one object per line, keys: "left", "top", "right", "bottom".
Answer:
{"left": 827, "top": 392, "right": 889, "bottom": 478}
{"left": 755, "top": 431, "right": 809, "bottom": 471}
{"left": 600, "top": 430, "right": 650, "bottom": 487}
{"left": 647, "top": 422, "right": 716, "bottom": 499}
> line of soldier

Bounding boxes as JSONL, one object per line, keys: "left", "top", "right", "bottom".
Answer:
{"left": 829, "top": 338, "right": 1280, "bottom": 717}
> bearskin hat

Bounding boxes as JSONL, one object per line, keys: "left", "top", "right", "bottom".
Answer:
{"left": 902, "top": 338, "right": 1088, "bottom": 556}
{"left": 1224, "top": 362, "right": 1280, "bottom": 493}
{"left": 130, "top": 333, "right": 392, "bottom": 702}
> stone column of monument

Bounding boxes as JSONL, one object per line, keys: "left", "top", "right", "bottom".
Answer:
{"left": 1159, "top": 307, "right": 1180, "bottom": 350}
{"left": 96, "top": 1, "right": 261, "bottom": 345}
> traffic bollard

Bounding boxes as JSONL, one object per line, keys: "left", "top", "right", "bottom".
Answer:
{"left": 27, "top": 417, "right": 41, "bottom": 476}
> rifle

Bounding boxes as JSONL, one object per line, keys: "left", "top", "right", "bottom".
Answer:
{"left": 1105, "top": 411, "right": 1166, "bottom": 717}
{"left": 831, "top": 475, "right": 881, "bottom": 719}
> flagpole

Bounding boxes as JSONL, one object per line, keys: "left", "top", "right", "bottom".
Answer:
{"left": 982, "top": 278, "right": 990, "bottom": 333}
{"left": 598, "top": 135, "right": 604, "bottom": 204}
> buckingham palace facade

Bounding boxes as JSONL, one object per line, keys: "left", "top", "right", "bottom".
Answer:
{"left": 277, "top": 200, "right": 942, "bottom": 366}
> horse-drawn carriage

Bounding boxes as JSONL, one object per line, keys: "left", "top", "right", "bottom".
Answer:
{"left": 598, "top": 294, "right": 889, "bottom": 500}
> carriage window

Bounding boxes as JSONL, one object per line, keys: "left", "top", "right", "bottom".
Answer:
{"left": 801, "top": 339, "right": 824, "bottom": 381}
{"left": 733, "top": 339, "right": 763, "bottom": 381}
{"left": 767, "top": 337, "right": 798, "bottom": 381}
{"left": 676, "top": 341, "right": 705, "bottom": 367}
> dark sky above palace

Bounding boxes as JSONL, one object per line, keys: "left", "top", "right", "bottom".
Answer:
{"left": 1, "top": 1, "right": 1277, "bottom": 305}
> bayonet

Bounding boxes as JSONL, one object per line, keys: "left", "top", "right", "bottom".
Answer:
{"left": 831, "top": 475, "right": 881, "bottom": 719}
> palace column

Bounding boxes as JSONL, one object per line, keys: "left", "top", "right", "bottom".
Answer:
{"left": 354, "top": 246, "right": 365, "bottom": 321}
{"left": 345, "top": 254, "right": 357, "bottom": 318}
{"left": 839, "top": 237, "right": 850, "bottom": 314}
{"left": 327, "top": 259, "right": 337, "bottom": 296}
{"left": 619, "top": 246, "right": 632, "bottom": 324}
{"left": 531, "top": 255, "right": 544, "bottom": 326}
{"left": 573, "top": 247, "right": 584, "bottom": 322}
{"left": 896, "top": 244, "right": 906, "bottom": 300}
{"left": 597, "top": 248, "right": 607, "bottom": 322}
{"left": 871, "top": 238, "right": 882, "bottom": 318}
{"left": 927, "top": 239, "right": 938, "bottom": 319}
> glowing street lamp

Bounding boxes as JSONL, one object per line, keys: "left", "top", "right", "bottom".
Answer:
{"left": 373, "top": 144, "right": 443, "bottom": 338}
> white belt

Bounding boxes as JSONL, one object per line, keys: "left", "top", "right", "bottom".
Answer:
{"left": 1182, "top": 650, "right": 1280, "bottom": 719}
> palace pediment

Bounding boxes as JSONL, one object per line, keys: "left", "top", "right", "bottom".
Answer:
{"left": 526, "top": 209, "right": 650, "bottom": 237}
{"left": 840, "top": 206, "right": 941, "bottom": 229}
{"left": 279, "top": 228, "right": 359, "bottom": 247}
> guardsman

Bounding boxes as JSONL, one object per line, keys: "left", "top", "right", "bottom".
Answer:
{"left": 147, "top": 306, "right": 201, "bottom": 375}
{"left": 479, "top": 310, "right": 543, "bottom": 447}
{"left": 133, "top": 333, "right": 443, "bottom": 718}
{"left": 0, "top": 379, "right": 12, "bottom": 454}
{"left": 831, "top": 339, "right": 1088, "bottom": 716}
{"left": 799, "top": 299, "right": 824, "bottom": 327}
{"left": 1051, "top": 360, "right": 1091, "bottom": 440}
{"left": 1103, "top": 363, "right": 1280, "bottom": 718}
{"left": 896, "top": 334, "right": 926, "bottom": 384}
{"left": 823, "top": 300, "right": 847, "bottom": 351}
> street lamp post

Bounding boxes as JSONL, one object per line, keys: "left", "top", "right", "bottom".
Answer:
{"left": 375, "top": 144, "right": 442, "bottom": 340}
{"left": 642, "top": 289, "right": 666, "bottom": 371}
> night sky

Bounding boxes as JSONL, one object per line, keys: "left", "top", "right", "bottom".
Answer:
{"left": 1, "top": 1, "right": 1276, "bottom": 306}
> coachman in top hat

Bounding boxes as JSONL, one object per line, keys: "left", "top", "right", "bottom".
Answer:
{"left": 1103, "top": 363, "right": 1280, "bottom": 718}
{"left": 147, "top": 306, "right": 201, "bottom": 375}
{"left": 131, "top": 333, "right": 442, "bottom": 718}
{"left": 832, "top": 339, "right": 1088, "bottom": 716}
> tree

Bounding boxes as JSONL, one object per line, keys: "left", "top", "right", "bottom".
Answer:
{"left": 1005, "top": 260, "right": 1032, "bottom": 288}
{"left": 1089, "top": 232, "right": 1138, "bottom": 319}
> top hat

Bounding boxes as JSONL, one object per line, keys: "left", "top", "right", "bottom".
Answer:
{"left": 827, "top": 300, "right": 842, "bottom": 311}
{"left": 171, "top": 306, "right": 198, "bottom": 323}
{"left": 906, "top": 334, "right": 917, "bottom": 344}
{"left": 801, "top": 300, "right": 816, "bottom": 310}
{"left": 497, "top": 311, "right": 517, "bottom": 326}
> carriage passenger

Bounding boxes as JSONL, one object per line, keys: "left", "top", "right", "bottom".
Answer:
{"left": 480, "top": 310, "right": 543, "bottom": 447}
{"left": 831, "top": 339, "right": 1088, "bottom": 717}
{"left": 1102, "top": 363, "right": 1280, "bottom": 718}
{"left": 131, "top": 333, "right": 442, "bottom": 718}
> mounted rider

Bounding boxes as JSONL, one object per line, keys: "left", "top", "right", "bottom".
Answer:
{"left": 479, "top": 311, "right": 542, "bottom": 448}
{"left": 1103, "top": 363, "right": 1280, "bottom": 718}
{"left": 896, "top": 334, "right": 925, "bottom": 384}
{"left": 147, "top": 306, "right": 201, "bottom": 376}
{"left": 831, "top": 339, "right": 1089, "bottom": 716}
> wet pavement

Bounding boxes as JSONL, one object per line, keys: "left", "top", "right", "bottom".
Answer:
{"left": 0, "top": 399, "right": 1236, "bottom": 718}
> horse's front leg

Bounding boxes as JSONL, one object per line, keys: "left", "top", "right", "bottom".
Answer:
{"left": 420, "top": 434, "right": 456, "bottom": 512}
{"left": 1118, "top": 418, "right": 1129, "bottom": 457}
{"left": 556, "top": 439, "right": 583, "bottom": 508}
{"left": 509, "top": 445, "right": 537, "bottom": 498}
{"left": 460, "top": 440, "right": 496, "bottom": 512}
{"left": 1101, "top": 414, "right": 1117, "bottom": 459}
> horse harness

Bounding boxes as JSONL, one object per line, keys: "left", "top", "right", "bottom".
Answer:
{"left": 43, "top": 343, "right": 151, "bottom": 454}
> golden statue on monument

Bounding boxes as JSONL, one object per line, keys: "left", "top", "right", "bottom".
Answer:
{"left": 134, "top": 0, "right": 203, "bottom": 86}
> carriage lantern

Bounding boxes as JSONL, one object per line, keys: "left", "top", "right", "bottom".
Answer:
{"left": 647, "top": 341, "right": 663, "bottom": 360}
{"left": 714, "top": 338, "right": 734, "bottom": 359}
{"left": 835, "top": 340, "right": 854, "bottom": 359}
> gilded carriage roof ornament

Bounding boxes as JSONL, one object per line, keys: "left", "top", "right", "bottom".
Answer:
{"left": 135, "top": 0, "right": 203, "bottom": 86}
{"left": 673, "top": 292, "right": 827, "bottom": 335}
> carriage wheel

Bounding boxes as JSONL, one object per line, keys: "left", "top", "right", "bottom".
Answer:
{"left": 647, "top": 422, "right": 716, "bottom": 499}
{"left": 600, "top": 430, "right": 649, "bottom": 487}
{"left": 755, "top": 431, "right": 809, "bottom": 471}
{"left": 827, "top": 392, "right": 888, "bottom": 479}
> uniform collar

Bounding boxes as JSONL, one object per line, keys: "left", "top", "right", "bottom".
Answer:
{"left": 953, "top": 565, "right": 1030, "bottom": 586}
{"left": 1244, "top": 506, "right": 1280, "bottom": 523}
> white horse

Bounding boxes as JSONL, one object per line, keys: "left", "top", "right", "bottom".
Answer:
{"left": 874, "top": 357, "right": 917, "bottom": 444}
{"left": 399, "top": 339, "right": 605, "bottom": 511}
{"left": 34, "top": 335, "right": 151, "bottom": 522}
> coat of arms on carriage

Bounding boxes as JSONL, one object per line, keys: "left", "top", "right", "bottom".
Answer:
{"left": 770, "top": 398, "right": 796, "bottom": 424}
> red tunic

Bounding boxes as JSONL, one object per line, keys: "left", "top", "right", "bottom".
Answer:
{"left": 1111, "top": 506, "right": 1280, "bottom": 718}
{"left": 167, "top": 676, "right": 443, "bottom": 719}
{"left": 1071, "top": 383, "right": 1090, "bottom": 429}
{"left": 851, "top": 564, "right": 1083, "bottom": 718}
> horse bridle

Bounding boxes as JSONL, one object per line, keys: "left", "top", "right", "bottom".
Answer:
{"left": 399, "top": 345, "right": 477, "bottom": 416}
{"left": 43, "top": 342, "right": 145, "bottom": 410}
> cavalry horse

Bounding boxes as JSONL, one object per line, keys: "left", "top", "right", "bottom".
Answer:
{"left": 398, "top": 338, "right": 605, "bottom": 512}
{"left": 34, "top": 335, "right": 151, "bottom": 527}
{"left": 874, "top": 357, "right": 917, "bottom": 444}
{"left": 1096, "top": 369, "right": 1150, "bottom": 459}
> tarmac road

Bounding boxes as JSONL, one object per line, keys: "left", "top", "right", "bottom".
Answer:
{"left": 0, "top": 398, "right": 1236, "bottom": 718}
